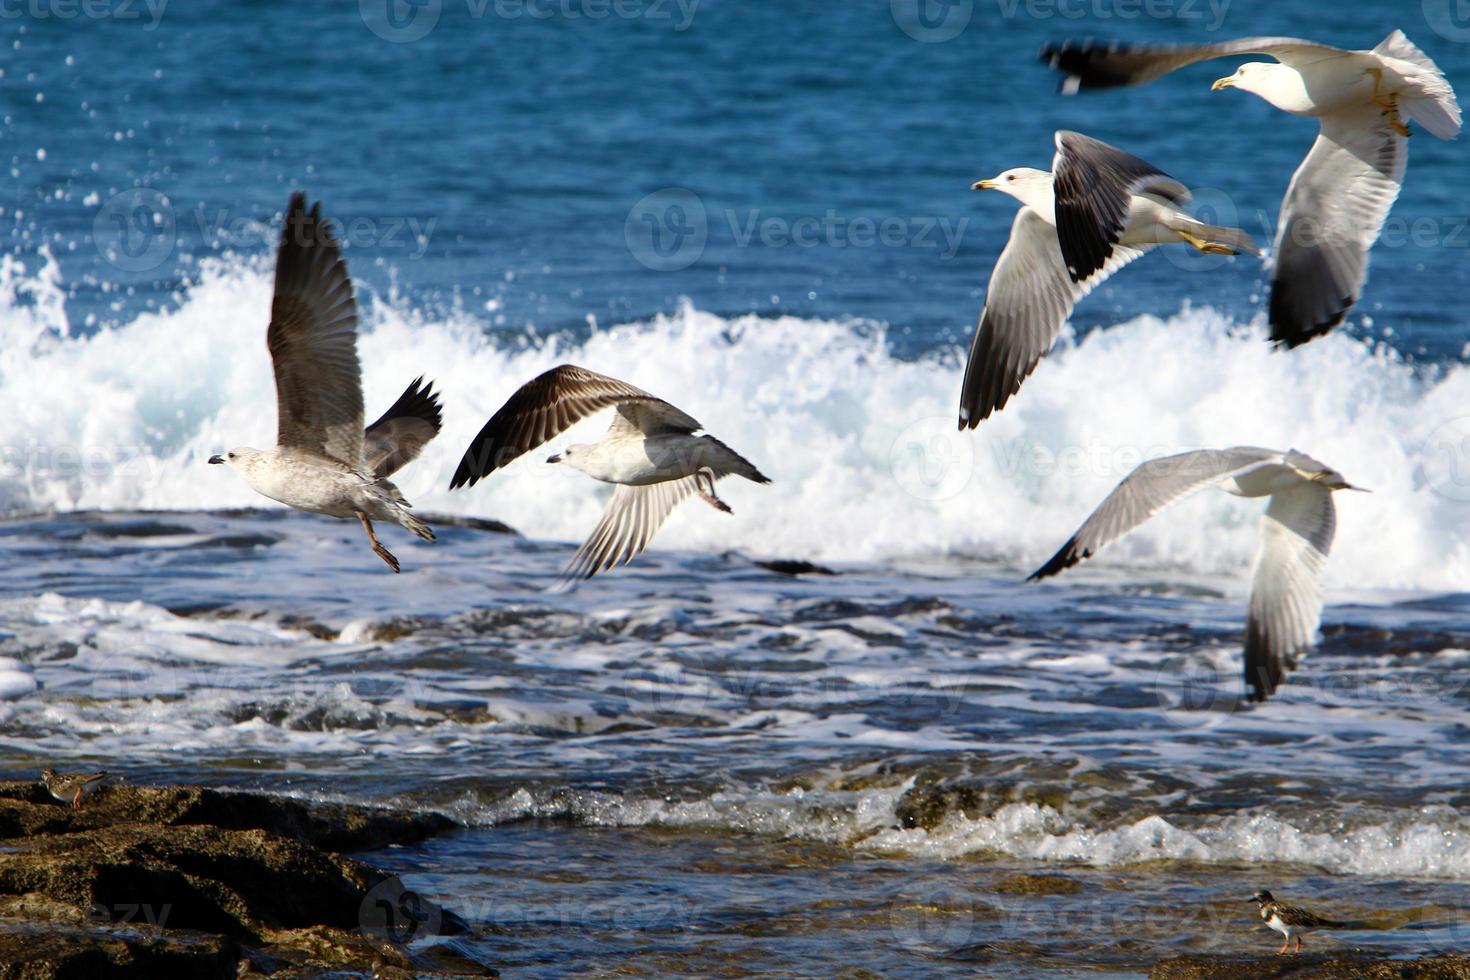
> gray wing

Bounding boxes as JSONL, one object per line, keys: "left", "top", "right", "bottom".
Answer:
{"left": 450, "top": 365, "right": 701, "bottom": 489}
{"left": 1244, "top": 483, "right": 1335, "bottom": 700}
{"left": 267, "top": 193, "right": 365, "bottom": 468}
{"left": 1041, "top": 36, "right": 1344, "bottom": 92}
{"left": 958, "top": 207, "right": 1148, "bottom": 429}
{"left": 1052, "top": 130, "right": 1189, "bottom": 282}
{"left": 363, "top": 376, "right": 443, "bottom": 479}
{"left": 1028, "top": 447, "right": 1286, "bottom": 579}
{"left": 1267, "top": 104, "right": 1406, "bottom": 348}
{"left": 558, "top": 475, "right": 702, "bottom": 582}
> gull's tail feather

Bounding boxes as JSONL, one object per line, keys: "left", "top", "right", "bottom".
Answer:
{"left": 395, "top": 509, "right": 436, "bottom": 544}
{"left": 700, "top": 435, "right": 771, "bottom": 484}
{"left": 1376, "top": 29, "right": 1462, "bottom": 140}
{"left": 365, "top": 477, "right": 436, "bottom": 543}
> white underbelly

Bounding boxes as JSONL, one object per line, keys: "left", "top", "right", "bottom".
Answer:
{"left": 580, "top": 435, "right": 707, "bottom": 485}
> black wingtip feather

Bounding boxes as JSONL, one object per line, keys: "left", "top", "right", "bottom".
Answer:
{"left": 1243, "top": 619, "right": 1284, "bottom": 702}
{"left": 369, "top": 376, "right": 444, "bottom": 436}
{"left": 1267, "top": 281, "right": 1351, "bottom": 349}
{"left": 1028, "top": 537, "right": 1087, "bottom": 581}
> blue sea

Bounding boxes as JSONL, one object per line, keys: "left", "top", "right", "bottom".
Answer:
{"left": 3, "top": 1, "right": 1470, "bottom": 975}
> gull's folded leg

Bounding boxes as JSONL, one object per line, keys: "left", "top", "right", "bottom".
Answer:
{"left": 1366, "top": 68, "right": 1412, "bottom": 135}
{"left": 694, "top": 467, "right": 732, "bottom": 514}
{"left": 355, "top": 511, "right": 401, "bottom": 573}
{"left": 71, "top": 788, "right": 82, "bottom": 810}
{"left": 1177, "top": 231, "right": 1238, "bottom": 255}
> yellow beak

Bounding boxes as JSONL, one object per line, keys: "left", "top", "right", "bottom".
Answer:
{"left": 1211, "top": 77, "right": 1235, "bottom": 91}
{"left": 971, "top": 178, "right": 996, "bottom": 191}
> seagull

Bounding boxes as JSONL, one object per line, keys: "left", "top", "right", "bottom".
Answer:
{"left": 41, "top": 767, "right": 108, "bottom": 810}
{"left": 959, "top": 130, "right": 1259, "bottom": 428}
{"left": 208, "top": 194, "right": 441, "bottom": 573}
{"left": 449, "top": 365, "right": 769, "bottom": 581}
{"left": 1027, "top": 447, "right": 1362, "bottom": 701}
{"left": 1250, "top": 889, "right": 1351, "bottom": 955}
{"left": 1042, "top": 31, "right": 1462, "bottom": 348}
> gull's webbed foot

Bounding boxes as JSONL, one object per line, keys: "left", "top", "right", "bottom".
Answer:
{"left": 694, "top": 468, "right": 732, "bottom": 514}
{"left": 1178, "top": 231, "right": 1238, "bottom": 255}
{"left": 356, "top": 511, "right": 402, "bottom": 573}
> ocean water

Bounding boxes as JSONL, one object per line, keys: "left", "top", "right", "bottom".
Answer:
{"left": 3, "top": 1, "right": 1470, "bottom": 976}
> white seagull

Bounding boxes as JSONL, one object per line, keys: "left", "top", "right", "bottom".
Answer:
{"left": 209, "top": 194, "right": 441, "bottom": 573}
{"left": 449, "top": 365, "right": 769, "bottom": 581}
{"left": 1043, "top": 30, "right": 1462, "bottom": 348}
{"left": 1028, "top": 447, "right": 1362, "bottom": 701}
{"left": 959, "top": 130, "right": 1259, "bottom": 428}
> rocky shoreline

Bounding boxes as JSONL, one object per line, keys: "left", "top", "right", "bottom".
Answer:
{"left": 0, "top": 779, "right": 495, "bottom": 978}
{"left": 0, "top": 776, "right": 1464, "bottom": 977}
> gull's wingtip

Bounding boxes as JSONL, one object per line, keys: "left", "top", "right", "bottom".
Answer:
{"left": 1027, "top": 538, "right": 1083, "bottom": 582}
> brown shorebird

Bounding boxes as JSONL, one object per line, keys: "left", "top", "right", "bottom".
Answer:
{"left": 41, "top": 767, "right": 109, "bottom": 810}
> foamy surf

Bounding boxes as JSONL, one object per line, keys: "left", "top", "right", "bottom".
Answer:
{"left": 0, "top": 250, "right": 1465, "bottom": 590}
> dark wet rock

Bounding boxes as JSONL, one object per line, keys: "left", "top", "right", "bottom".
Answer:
{"left": 84, "top": 521, "right": 202, "bottom": 539}
{"left": 754, "top": 558, "right": 837, "bottom": 577}
{"left": 0, "top": 922, "right": 238, "bottom": 979}
{"left": 417, "top": 512, "right": 519, "bottom": 536}
{"left": 0, "top": 781, "right": 492, "bottom": 978}
{"left": 993, "top": 873, "right": 1084, "bottom": 896}
{"left": 1150, "top": 954, "right": 1470, "bottom": 979}
{"left": 893, "top": 783, "right": 982, "bottom": 830}
{"left": 0, "top": 782, "right": 454, "bottom": 852}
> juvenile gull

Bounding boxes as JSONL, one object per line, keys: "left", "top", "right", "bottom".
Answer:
{"left": 449, "top": 365, "right": 769, "bottom": 581}
{"left": 1028, "top": 447, "right": 1361, "bottom": 701}
{"left": 209, "top": 194, "right": 441, "bottom": 573}
{"left": 1042, "top": 31, "right": 1462, "bottom": 347}
{"left": 959, "top": 130, "right": 1259, "bottom": 428}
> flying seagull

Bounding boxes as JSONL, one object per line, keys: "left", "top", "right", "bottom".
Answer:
{"left": 449, "top": 365, "right": 769, "bottom": 581}
{"left": 1042, "top": 31, "right": 1462, "bottom": 348}
{"left": 209, "top": 194, "right": 441, "bottom": 573}
{"left": 1028, "top": 447, "right": 1361, "bottom": 701}
{"left": 1250, "top": 890, "right": 1353, "bottom": 955}
{"left": 959, "top": 130, "right": 1259, "bottom": 428}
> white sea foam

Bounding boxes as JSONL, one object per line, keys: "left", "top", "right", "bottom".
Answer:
{"left": 1, "top": 251, "right": 1467, "bottom": 590}
{"left": 463, "top": 783, "right": 1470, "bottom": 880}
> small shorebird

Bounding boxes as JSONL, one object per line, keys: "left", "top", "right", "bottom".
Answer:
{"left": 1043, "top": 31, "right": 1461, "bottom": 348}
{"left": 1251, "top": 889, "right": 1349, "bottom": 954}
{"left": 41, "top": 768, "right": 108, "bottom": 810}
{"left": 959, "top": 130, "right": 1258, "bottom": 427}
{"left": 1028, "top": 447, "right": 1362, "bottom": 701}
{"left": 208, "top": 194, "right": 441, "bottom": 573}
{"left": 450, "top": 364, "right": 769, "bottom": 581}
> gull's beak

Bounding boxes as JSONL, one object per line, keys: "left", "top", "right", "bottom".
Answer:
{"left": 971, "top": 178, "right": 996, "bottom": 191}
{"left": 546, "top": 453, "right": 561, "bottom": 464}
{"left": 1212, "top": 76, "right": 1235, "bottom": 91}
{"left": 208, "top": 455, "right": 225, "bottom": 465}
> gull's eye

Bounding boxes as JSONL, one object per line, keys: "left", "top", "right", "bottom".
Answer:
{"left": 227, "top": 452, "right": 236, "bottom": 460}
{"left": 1007, "top": 175, "right": 1015, "bottom": 182}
